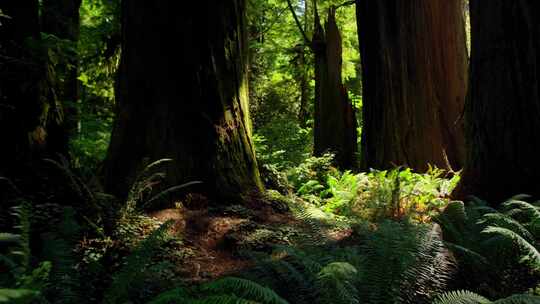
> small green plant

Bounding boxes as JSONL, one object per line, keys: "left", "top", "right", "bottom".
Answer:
{"left": 105, "top": 220, "right": 175, "bottom": 304}
{"left": 434, "top": 290, "right": 540, "bottom": 304}
{"left": 149, "top": 277, "right": 289, "bottom": 304}
{"left": 435, "top": 196, "right": 540, "bottom": 298}
{"left": 0, "top": 204, "right": 51, "bottom": 304}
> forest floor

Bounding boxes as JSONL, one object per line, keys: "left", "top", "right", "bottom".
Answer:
{"left": 147, "top": 192, "right": 353, "bottom": 283}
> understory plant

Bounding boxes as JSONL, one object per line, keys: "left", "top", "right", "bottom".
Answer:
{"left": 435, "top": 196, "right": 540, "bottom": 299}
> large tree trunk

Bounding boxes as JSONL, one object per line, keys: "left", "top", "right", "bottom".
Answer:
{"left": 103, "top": 0, "right": 263, "bottom": 199}
{"left": 41, "top": 0, "right": 82, "bottom": 154}
{"left": 455, "top": 1, "right": 540, "bottom": 202}
{"left": 0, "top": 0, "right": 60, "bottom": 175}
{"left": 313, "top": 6, "right": 358, "bottom": 169}
{"left": 356, "top": 0, "right": 467, "bottom": 172}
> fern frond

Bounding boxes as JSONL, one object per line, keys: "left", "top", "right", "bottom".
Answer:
{"left": 493, "top": 294, "right": 540, "bottom": 303}
{"left": 433, "top": 290, "right": 490, "bottom": 304}
{"left": 140, "top": 181, "right": 203, "bottom": 210}
{"left": 482, "top": 226, "right": 540, "bottom": 268}
{"left": 316, "top": 262, "right": 359, "bottom": 304}
{"left": 502, "top": 200, "right": 540, "bottom": 223}
{"left": 148, "top": 287, "right": 192, "bottom": 304}
{"left": 201, "top": 277, "right": 289, "bottom": 304}
{"left": 478, "top": 213, "right": 535, "bottom": 243}
{"left": 105, "top": 220, "right": 174, "bottom": 304}
{"left": 434, "top": 290, "right": 540, "bottom": 304}
{"left": 0, "top": 288, "right": 40, "bottom": 304}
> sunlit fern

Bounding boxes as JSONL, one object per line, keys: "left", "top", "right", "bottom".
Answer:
{"left": 433, "top": 290, "right": 540, "bottom": 304}
{"left": 149, "top": 277, "right": 289, "bottom": 304}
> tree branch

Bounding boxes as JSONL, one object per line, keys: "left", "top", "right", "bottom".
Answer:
{"left": 286, "top": 0, "right": 312, "bottom": 47}
{"left": 336, "top": 0, "right": 356, "bottom": 9}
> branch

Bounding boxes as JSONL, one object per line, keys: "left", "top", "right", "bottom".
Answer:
{"left": 336, "top": 0, "right": 356, "bottom": 9}
{"left": 286, "top": 0, "right": 312, "bottom": 47}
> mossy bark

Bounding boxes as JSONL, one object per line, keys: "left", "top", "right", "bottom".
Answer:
{"left": 104, "top": 0, "right": 263, "bottom": 200}
{"left": 455, "top": 0, "right": 540, "bottom": 202}
{"left": 356, "top": 0, "right": 467, "bottom": 172}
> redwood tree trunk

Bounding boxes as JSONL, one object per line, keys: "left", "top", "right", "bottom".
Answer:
{"left": 356, "top": 0, "right": 467, "bottom": 172}
{"left": 313, "top": 7, "right": 358, "bottom": 169}
{"left": 41, "top": 0, "right": 82, "bottom": 153}
{"left": 455, "top": 0, "right": 540, "bottom": 202}
{"left": 104, "top": 0, "right": 263, "bottom": 199}
{"left": 0, "top": 0, "right": 60, "bottom": 175}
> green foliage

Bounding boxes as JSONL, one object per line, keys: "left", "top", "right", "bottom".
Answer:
{"left": 287, "top": 153, "right": 337, "bottom": 193}
{"left": 71, "top": 0, "right": 120, "bottom": 174}
{"left": 40, "top": 207, "right": 84, "bottom": 303}
{"left": 321, "top": 171, "right": 366, "bottom": 214}
{"left": 150, "top": 277, "right": 289, "bottom": 304}
{"left": 105, "top": 220, "right": 174, "bottom": 304}
{"left": 287, "top": 162, "right": 458, "bottom": 222}
{"left": 435, "top": 197, "right": 540, "bottom": 298}
{"left": 434, "top": 290, "right": 540, "bottom": 304}
{"left": 0, "top": 203, "right": 51, "bottom": 304}
{"left": 236, "top": 219, "right": 451, "bottom": 304}
{"left": 360, "top": 221, "right": 452, "bottom": 304}
{"left": 0, "top": 288, "right": 40, "bottom": 304}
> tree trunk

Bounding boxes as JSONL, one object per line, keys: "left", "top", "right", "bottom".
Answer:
{"left": 41, "top": 0, "right": 82, "bottom": 154}
{"left": 455, "top": 0, "right": 540, "bottom": 202}
{"left": 313, "top": 6, "right": 358, "bottom": 169}
{"left": 0, "top": 0, "right": 60, "bottom": 175}
{"left": 356, "top": 0, "right": 467, "bottom": 172}
{"left": 297, "top": 0, "right": 310, "bottom": 128}
{"left": 297, "top": 46, "right": 310, "bottom": 128}
{"left": 103, "top": 0, "right": 263, "bottom": 199}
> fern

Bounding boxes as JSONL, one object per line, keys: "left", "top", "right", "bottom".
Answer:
{"left": 149, "top": 278, "right": 289, "bottom": 304}
{"left": 0, "top": 288, "right": 40, "bottom": 304}
{"left": 434, "top": 290, "right": 540, "bottom": 304}
{"left": 105, "top": 220, "right": 174, "bottom": 304}
{"left": 316, "top": 262, "right": 360, "bottom": 304}
{"left": 40, "top": 207, "right": 83, "bottom": 304}
{"left": 481, "top": 226, "right": 540, "bottom": 269}
{"left": 437, "top": 197, "right": 540, "bottom": 298}
{"left": 147, "top": 287, "right": 192, "bottom": 304}
{"left": 200, "top": 277, "right": 289, "bottom": 304}
{"left": 360, "top": 221, "right": 452, "bottom": 304}
{"left": 434, "top": 290, "right": 491, "bottom": 304}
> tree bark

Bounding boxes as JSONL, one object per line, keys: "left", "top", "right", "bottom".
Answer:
{"left": 312, "top": 6, "right": 358, "bottom": 169}
{"left": 356, "top": 0, "right": 467, "bottom": 172}
{"left": 296, "top": 45, "right": 310, "bottom": 128}
{"left": 104, "top": 0, "right": 263, "bottom": 199}
{"left": 41, "top": 0, "right": 82, "bottom": 155}
{"left": 455, "top": 0, "right": 540, "bottom": 202}
{"left": 0, "top": 0, "right": 60, "bottom": 175}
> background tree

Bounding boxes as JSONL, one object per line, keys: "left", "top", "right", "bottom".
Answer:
{"left": 103, "top": 0, "right": 263, "bottom": 199}
{"left": 41, "top": 0, "right": 82, "bottom": 155}
{"left": 0, "top": 0, "right": 61, "bottom": 176}
{"left": 455, "top": 0, "right": 540, "bottom": 202}
{"left": 356, "top": 0, "right": 467, "bottom": 172}
{"left": 288, "top": 0, "right": 358, "bottom": 169}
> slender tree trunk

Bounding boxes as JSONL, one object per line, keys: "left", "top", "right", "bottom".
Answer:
{"left": 0, "top": 0, "right": 60, "bottom": 175}
{"left": 297, "top": 47, "right": 310, "bottom": 128}
{"left": 297, "top": 0, "right": 310, "bottom": 128}
{"left": 455, "top": 0, "right": 540, "bottom": 202}
{"left": 356, "top": 0, "right": 467, "bottom": 172}
{"left": 312, "top": 6, "right": 358, "bottom": 169}
{"left": 41, "top": 0, "right": 82, "bottom": 156}
{"left": 104, "top": 0, "right": 263, "bottom": 199}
